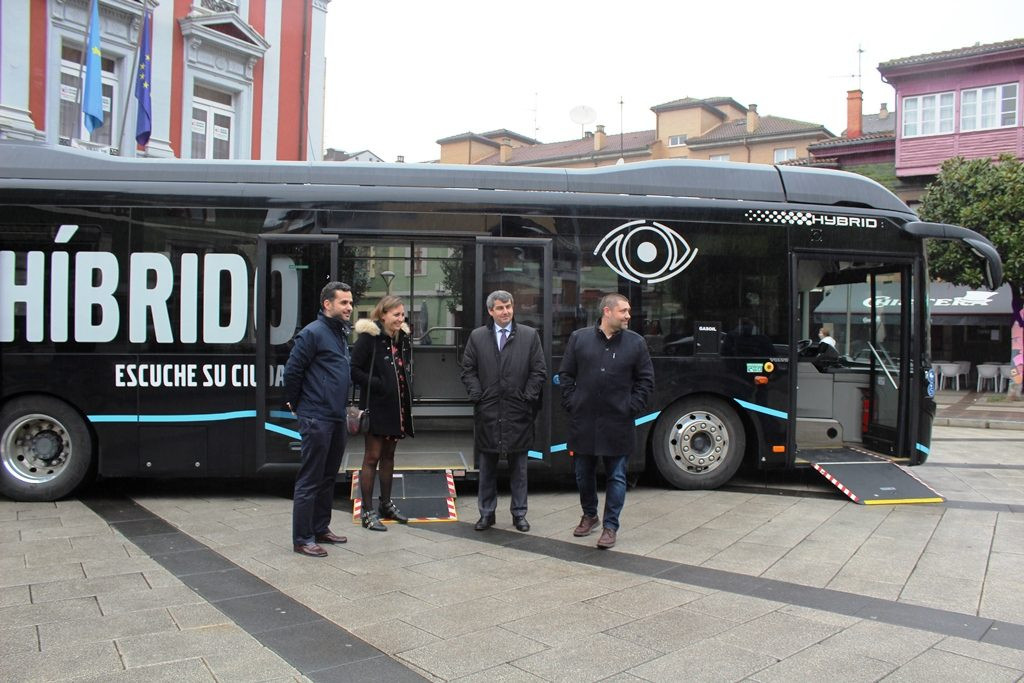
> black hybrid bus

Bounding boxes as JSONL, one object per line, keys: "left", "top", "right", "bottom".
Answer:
{"left": 0, "top": 142, "right": 1001, "bottom": 501}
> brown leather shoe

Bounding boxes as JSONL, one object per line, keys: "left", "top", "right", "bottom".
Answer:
{"left": 596, "top": 527, "right": 616, "bottom": 549}
{"left": 315, "top": 531, "right": 347, "bottom": 544}
{"left": 573, "top": 515, "right": 600, "bottom": 537}
{"left": 293, "top": 543, "right": 328, "bottom": 557}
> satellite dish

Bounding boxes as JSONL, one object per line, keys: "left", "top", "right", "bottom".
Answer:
{"left": 569, "top": 105, "right": 597, "bottom": 125}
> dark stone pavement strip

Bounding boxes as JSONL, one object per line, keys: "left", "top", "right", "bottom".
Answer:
{"left": 81, "top": 495, "right": 427, "bottom": 682}
{"left": 420, "top": 519, "right": 1024, "bottom": 652}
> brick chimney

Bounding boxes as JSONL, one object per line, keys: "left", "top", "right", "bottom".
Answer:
{"left": 746, "top": 104, "right": 759, "bottom": 133}
{"left": 594, "top": 124, "right": 606, "bottom": 151}
{"left": 846, "top": 89, "right": 863, "bottom": 139}
{"left": 878, "top": 102, "right": 889, "bottom": 120}
{"left": 499, "top": 138, "right": 512, "bottom": 163}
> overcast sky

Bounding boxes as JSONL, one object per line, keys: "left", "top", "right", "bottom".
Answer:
{"left": 322, "top": 0, "right": 1022, "bottom": 163}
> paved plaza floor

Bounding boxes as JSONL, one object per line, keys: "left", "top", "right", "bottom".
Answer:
{"left": 2, "top": 419, "right": 1024, "bottom": 681}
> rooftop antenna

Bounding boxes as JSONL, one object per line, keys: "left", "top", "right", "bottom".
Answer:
{"left": 855, "top": 44, "right": 864, "bottom": 90}
{"left": 532, "top": 92, "right": 539, "bottom": 140}
{"left": 569, "top": 105, "right": 597, "bottom": 138}
{"left": 618, "top": 96, "right": 625, "bottom": 164}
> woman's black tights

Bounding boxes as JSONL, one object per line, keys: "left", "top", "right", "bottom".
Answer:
{"left": 360, "top": 434, "right": 397, "bottom": 508}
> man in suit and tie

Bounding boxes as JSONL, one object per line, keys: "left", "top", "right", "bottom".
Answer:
{"left": 461, "top": 290, "right": 547, "bottom": 532}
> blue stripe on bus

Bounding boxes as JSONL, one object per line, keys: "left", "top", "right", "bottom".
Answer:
{"left": 733, "top": 398, "right": 788, "bottom": 420}
{"left": 635, "top": 411, "right": 660, "bottom": 426}
{"left": 916, "top": 442, "right": 930, "bottom": 455}
{"left": 87, "top": 410, "right": 258, "bottom": 423}
{"left": 265, "top": 423, "right": 301, "bottom": 440}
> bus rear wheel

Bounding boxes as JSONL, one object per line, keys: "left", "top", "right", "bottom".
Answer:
{"left": 0, "top": 397, "right": 93, "bottom": 502}
{"left": 653, "top": 397, "right": 745, "bottom": 489}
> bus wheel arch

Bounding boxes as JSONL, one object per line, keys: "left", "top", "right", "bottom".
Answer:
{"left": 0, "top": 395, "right": 94, "bottom": 502}
{"left": 651, "top": 394, "right": 747, "bottom": 490}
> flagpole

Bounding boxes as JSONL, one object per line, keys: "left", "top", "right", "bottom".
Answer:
{"left": 119, "top": 1, "right": 147, "bottom": 155}
{"left": 75, "top": 0, "right": 97, "bottom": 140}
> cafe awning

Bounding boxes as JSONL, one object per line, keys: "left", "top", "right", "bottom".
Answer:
{"left": 814, "top": 282, "right": 1012, "bottom": 326}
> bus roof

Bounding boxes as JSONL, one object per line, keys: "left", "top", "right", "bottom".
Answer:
{"left": 0, "top": 141, "right": 911, "bottom": 214}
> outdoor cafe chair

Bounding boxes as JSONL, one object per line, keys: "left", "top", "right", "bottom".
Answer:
{"left": 976, "top": 364, "right": 1001, "bottom": 393}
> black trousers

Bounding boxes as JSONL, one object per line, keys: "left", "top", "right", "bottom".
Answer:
{"left": 292, "top": 416, "right": 347, "bottom": 545}
{"left": 477, "top": 450, "right": 528, "bottom": 518}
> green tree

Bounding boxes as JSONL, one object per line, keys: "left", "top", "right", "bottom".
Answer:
{"left": 918, "top": 154, "right": 1024, "bottom": 391}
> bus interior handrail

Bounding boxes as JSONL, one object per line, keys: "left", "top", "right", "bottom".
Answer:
{"left": 867, "top": 342, "right": 899, "bottom": 389}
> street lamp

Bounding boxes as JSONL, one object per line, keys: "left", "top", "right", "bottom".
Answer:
{"left": 380, "top": 270, "right": 395, "bottom": 294}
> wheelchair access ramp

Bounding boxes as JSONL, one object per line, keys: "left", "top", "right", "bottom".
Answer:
{"left": 799, "top": 447, "right": 944, "bottom": 505}
{"left": 350, "top": 470, "right": 459, "bottom": 524}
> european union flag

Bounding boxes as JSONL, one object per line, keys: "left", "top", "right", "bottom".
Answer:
{"left": 135, "top": 10, "right": 153, "bottom": 146}
{"left": 82, "top": 0, "right": 103, "bottom": 134}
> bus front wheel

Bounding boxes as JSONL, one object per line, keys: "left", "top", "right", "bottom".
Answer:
{"left": 0, "top": 397, "right": 93, "bottom": 502}
{"left": 652, "top": 397, "right": 745, "bottom": 489}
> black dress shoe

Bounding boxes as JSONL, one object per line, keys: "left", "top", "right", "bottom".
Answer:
{"left": 474, "top": 515, "right": 495, "bottom": 531}
{"left": 315, "top": 531, "right": 347, "bottom": 544}
{"left": 293, "top": 543, "right": 328, "bottom": 557}
{"left": 513, "top": 516, "right": 530, "bottom": 532}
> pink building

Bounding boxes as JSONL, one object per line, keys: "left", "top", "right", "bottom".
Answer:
{"left": 879, "top": 38, "right": 1024, "bottom": 178}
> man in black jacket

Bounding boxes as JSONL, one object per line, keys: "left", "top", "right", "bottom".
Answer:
{"left": 461, "top": 290, "right": 547, "bottom": 532}
{"left": 559, "top": 293, "right": 654, "bottom": 549}
{"left": 283, "top": 282, "right": 354, "bottom": 557}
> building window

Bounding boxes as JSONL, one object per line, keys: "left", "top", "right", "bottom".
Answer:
{"left": 902, "top": 92, "right": 954, "bottom": 137}
{"left": 668, "top": 134, "right": 687, "bottom": 147}
{"left": 961, "top": 83, "right": 1018, "bottom": 132}
{"left": 191, "top": 84, "right": 234, "bottom": 159}
{"left": 773, "top": 147, "right": 796, "bottom": 163}
{"left": 406, "top": 247, "right": 426, "bottom": 276}
{"left": 59, "top": 45, "right": 118, "bottom": 148}
{"left": 709, "top": 154, "right": 730, "bottom": 162}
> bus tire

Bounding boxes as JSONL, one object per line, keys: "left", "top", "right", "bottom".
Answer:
{"left": 652, "top": 396, "right": 745, "bottom": 490}
{"left": 0, "top": 397, "right": 93, "bottom": 502}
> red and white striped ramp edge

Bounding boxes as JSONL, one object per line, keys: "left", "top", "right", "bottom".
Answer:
{"left": 812, "top": 463, "right": 860, "bottom": 503}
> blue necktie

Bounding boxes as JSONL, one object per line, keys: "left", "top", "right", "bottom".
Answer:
{"left": 498, "top": 328, "right": 507, "bottom": 351}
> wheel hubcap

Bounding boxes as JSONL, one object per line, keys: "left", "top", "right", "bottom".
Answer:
{"left": 665, "top": 410, "right": 730, "bottom": 475}
{"left": 2, "top": 415, "right": 72, "bottom": 484}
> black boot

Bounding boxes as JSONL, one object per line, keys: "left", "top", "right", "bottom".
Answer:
{"left": 378, "top": 499, "right": 409, "bottom": 523}
{"left": 361, "top": 510, "right": 387, "bottom": 531}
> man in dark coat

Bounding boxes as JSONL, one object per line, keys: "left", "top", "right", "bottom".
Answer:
{"left": 559, "top": 293, "right": 654, "bottom": 549}
{"left": 461, "top": 290, "right": 547, "bottom": 532}
{"left": 283, "top": 282, "right": 353, "bottom": 558}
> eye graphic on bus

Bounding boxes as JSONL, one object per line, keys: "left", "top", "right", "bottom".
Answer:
{"left": 594, "top": 220, "right": 698, "bottom": 284}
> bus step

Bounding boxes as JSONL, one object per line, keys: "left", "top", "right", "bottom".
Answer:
{"left": 800, "top": 448, "right": 944, "bottom": 505}
{"left": 350, "top": 469, "right": 458, "bottom": 523}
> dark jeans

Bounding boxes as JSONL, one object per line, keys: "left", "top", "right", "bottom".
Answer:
{"left": 477, "top": 450, "right": 528, "bottom": 518}
{"left": 293, "top": 416, "right": 347, "bottom": 546}
{"left": 574, "top": 453, "right": 628, "bottom": 531}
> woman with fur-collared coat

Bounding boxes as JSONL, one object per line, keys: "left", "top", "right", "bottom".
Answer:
{"left": 350, "top": 295, "right": 415, "bottom": 531}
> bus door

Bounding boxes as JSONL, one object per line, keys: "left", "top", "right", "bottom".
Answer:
{"left": 256, "top": 234, "right": 338, "bottom": 472}
{"left": 474, "top": 237, "right": 553, "bottom": 466}
{"left": 793, "top": 255, "right": 913, "bottom": 462}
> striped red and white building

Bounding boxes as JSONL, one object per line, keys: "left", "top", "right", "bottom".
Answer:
{"left": 0, "top": 0, "right": 329, "bottom": 160}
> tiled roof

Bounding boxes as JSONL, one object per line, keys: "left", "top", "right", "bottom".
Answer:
{"left": 475, "top": 130, "right": 657, "bottom": 165}
{"left": 650, "top": 96, "right": 746, "bottom": 115}
{"left": 861, "top": 112, "right": 895, "bottom": 135}
{"left": 435, "top": 132, "right": 500, "bottom": 146}
{"left": 479, "top": 129, "right": 539, "bottom": 145}
{"left": 687, "top": 116, "right": 832, "bottom": 147}
{"left": 879, "top": 38, "right": 1024, "bottom": 70}
{"left": 808, "top": 131, "right": 895, "bottom": 151}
